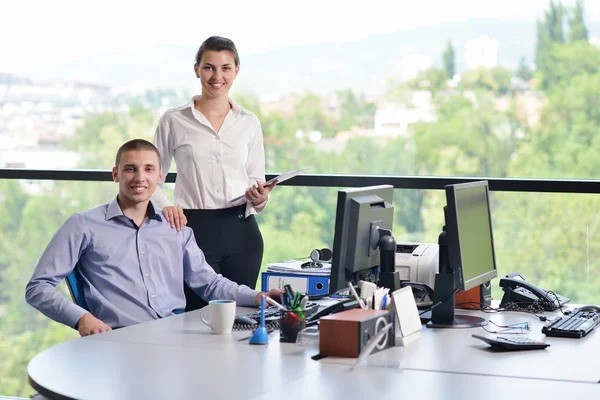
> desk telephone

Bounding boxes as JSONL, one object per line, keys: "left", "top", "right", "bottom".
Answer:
{"left": 499, "top": 272, "right": 570, "bottom": 311}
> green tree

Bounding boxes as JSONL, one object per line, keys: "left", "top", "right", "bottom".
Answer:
{"left": 547, "top": 0, "right": 565, "bottom": 43}
{"left": 442, "top": 40, "right": 456, "bottom": 80}
{"left": 516, "top": 56, "right": 533, "bottom": 81}
{"left": 459, "top": 67, "right": 512, "bottom": 95}
{"left": 290, "top": 93, "right": 336, "bottom": 138}
{"left": 404, "top": 69, "right": 448, "bottom": 94}
{"left": 539, "top": 41, "right": 600, "bottom": 92}
{"left": 413, "top": 93, "right": 521, "bottom": 178}
{"left": 335, "top": 89, "right": 376, "bottom": 131}
{"left": 569, "top": 0, "right": 588, "bottom": 43}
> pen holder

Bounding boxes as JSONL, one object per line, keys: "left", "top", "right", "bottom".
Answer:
{"left": 279, "top": 310, "right": 306, "bottom": 343}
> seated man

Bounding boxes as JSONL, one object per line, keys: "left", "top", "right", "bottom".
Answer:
{"left": 26, "top": 139, "right": 281, "bottom": 336}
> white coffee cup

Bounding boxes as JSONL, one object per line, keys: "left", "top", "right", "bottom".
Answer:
{"left": 201, "top": 300, "right": 236, "bottom": 335}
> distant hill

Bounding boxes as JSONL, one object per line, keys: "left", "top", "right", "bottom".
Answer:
{"left": 33, "top": 17, "right": 600, "bottom": 96}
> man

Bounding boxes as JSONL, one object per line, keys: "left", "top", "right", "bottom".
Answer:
{"left": 26, "top": 139, "right": 281, "bottom": 336}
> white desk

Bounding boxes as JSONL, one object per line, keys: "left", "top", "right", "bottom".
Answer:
{"left": 366, "top": 308, "right": 600, "bottom": 384}
{"left": 28, "top": 305, "right": 600, "bottom": 400}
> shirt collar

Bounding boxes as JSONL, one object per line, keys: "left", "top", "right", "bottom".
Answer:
{"left": 181, "top": 95, "right": 250, "bottom": 117}
{"left": 106, "top": 196, "right": 163, "bottom": 222}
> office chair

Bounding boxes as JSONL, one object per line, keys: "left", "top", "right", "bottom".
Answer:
{"left": 66, "top": 263, "right": 89, "bottom": 311}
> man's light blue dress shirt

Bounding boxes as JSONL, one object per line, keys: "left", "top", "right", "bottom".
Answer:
{"left": 25, "top": 197, "right": 258, "bottom": 329}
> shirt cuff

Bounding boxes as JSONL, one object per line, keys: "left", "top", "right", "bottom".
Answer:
{"left": 245, "top": 196, "right": 268, "bottom": 218}
{"left": 63, "top": 304, "right": 91, "bottom": 329}
{"left": 237, "top": 287, "right": 261, "bottom": 307}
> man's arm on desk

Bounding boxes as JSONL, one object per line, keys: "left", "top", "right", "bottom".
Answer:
{"left": 76, "top": 313, "right": 112, "bottom": 336}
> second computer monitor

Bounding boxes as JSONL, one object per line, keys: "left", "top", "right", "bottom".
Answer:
{"left": 445, "top": 180, "right": 498, "bottom": 291}
{"left": 428, "top": 180, "right": 498, "bottom": 328}
{"left": 329, "top": 185, "right": 394, "bottom": 295}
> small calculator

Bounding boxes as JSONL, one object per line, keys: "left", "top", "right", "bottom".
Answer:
{"left": 472, "top": 334, "right": 550, "bottom": 351}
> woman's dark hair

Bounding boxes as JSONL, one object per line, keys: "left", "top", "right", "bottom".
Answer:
{"left": 195, "top": 36, "right": 240, "bottom": 67}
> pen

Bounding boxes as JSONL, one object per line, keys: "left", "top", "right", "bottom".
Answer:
{"left": 380, "top": 294, "right": 389, "bottom": 310}
{"left": 292, "top": 291, "right": 301, "bottom": 309}
{"left": 283, "top": 284, "right": 295, "bottom": 307}
{"left": 264, "top": 296, "right": 287, "bottom": 311}
{"left": 348, "top": 282, "right": 366, "bottom": 309}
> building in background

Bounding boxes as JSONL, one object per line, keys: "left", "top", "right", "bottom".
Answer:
{"left": 464, "top": 35, "right": 499, "bottom": 70}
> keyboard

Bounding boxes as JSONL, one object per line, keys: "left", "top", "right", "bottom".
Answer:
{"left": 242, "top": 301, "right": 320, "bottom": 322}
{"left": 542, "top": 309, "right": 600, "bottom": 338}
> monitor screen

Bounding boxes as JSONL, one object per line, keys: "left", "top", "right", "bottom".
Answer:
{"left": 445, "top": 180, "right": 498, "bottom": 291}
{"left": 427, "top": 180, "right": 497, "bottom": 328}
{"left": 329, "top": 185, "right": 394, "bottom": 295}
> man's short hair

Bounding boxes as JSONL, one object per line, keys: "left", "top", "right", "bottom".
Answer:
{"left": 115, "top": 139, "right": 161, "bottom": 168}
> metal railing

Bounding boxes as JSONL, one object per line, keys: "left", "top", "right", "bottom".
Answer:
{"left": 1, "top": 169, "right": 600, "bottom": 193}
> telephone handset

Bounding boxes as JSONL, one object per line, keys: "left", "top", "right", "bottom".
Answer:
{"left": 499, "top": 272, "right": 570, "bottom": 311}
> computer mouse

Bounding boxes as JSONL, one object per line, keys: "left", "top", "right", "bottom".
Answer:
{"left": 234, "top": 315, "right": 258, "bottom": 325}
{"left": 576, "top": 305, "right": 600, "bottom": 313}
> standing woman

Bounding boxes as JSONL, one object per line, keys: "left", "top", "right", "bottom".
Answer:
{"left": 152, "top": 36, "right": 276, "bottom": 311}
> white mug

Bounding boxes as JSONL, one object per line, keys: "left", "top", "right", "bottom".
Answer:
{"left": 201, "top": 300, "right": 236, "bottom": 335}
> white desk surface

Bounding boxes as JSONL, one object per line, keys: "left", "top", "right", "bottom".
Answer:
{"left": 28, "top": 304, "right": 600, "bottom": 400}
{"left": 366, "top": 307, "right": 600, "bottom": 384}
{"left": 253, "top": 365, "right": 600, "bottom": 400}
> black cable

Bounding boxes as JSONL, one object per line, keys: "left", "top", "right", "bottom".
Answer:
{"left": 419, "top": 288, "right": 459, "bottom": 315}
{"left": 455, "top": 301, "right": 549, "bottom": 321}
{"left": 544, "top": 290, "right": 566, "bottom": 315}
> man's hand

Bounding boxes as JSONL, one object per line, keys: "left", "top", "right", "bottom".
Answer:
{"left": 162, "top": 206, "right": 187, "bottom": 231}
{"left": 255, "top": 288, "right": 285, "bottom": 306}
{"left": 245, "top": 181, "right": 278, "bottom": 207}
{"left": 77, "top": 313, "right": 112, "bottom": 337}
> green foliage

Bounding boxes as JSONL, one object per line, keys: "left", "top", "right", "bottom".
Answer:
{"left": 460, "top": 67, "right": 512, "bottom": 95}
{"left": 538, "top": 41, "right": 600, "bottom": 90}
{"left": 516, "top": 56, "right": 533, "bottom": 82}
{"left": 569, "top": 0, "right": 588, "bottom": 43}
{"left": 442, "top": 41, "right": 456, "bottom": 79}
{"left": 4, "top": 2, "right": 600, "bottom": 395}
{"left": 536, "top": 0, "right": 593, "bottom": 89}
{"left": 414, "top": 93, "right": 520, "bottom": 178}
{"left": 65, "top": 106, "right": 155, "bottom": 169}
{"left": 335, "top": 89, "right": 376, "bottom": 131}
{"left": 290, "top": 93, "right": 336, "bottom": 137}
{"left": 404, "top": 68, "right": 448, "bottom": 94}
{"left": 546, "top": 0, "right": 565, "bottom": 44}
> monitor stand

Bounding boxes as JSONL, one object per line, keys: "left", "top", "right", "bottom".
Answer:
{"left": 377, "top": 228, "right": 401, "bottom": 292}
{"left": 426, "top": 272, "right": 487, "bottom": 328}
{"left": 426, "top": 227, "right": 487, "bottom": 329}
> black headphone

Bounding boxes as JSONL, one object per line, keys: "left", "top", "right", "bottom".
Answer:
{"left": 310, "top": 248, "right": 332, "bottom": 263}
{"left": 301, "top": 248, "right": 332, "bottom": 269}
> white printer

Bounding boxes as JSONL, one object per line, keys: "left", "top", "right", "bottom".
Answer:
{"left": 394, "top": 242, "right": 439, "bottom": 290}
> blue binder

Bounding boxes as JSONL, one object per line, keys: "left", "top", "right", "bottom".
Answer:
{"left": 261, "top": 272, "right": 330, "bottom": 297}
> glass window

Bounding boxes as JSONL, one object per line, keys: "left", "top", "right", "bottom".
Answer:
{"left": 1, "top": 1, "right": 598, "bottom": 179}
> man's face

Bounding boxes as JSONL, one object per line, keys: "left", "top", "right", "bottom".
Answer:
{"left": 112, "top": 149, "right": 162, "bottom": 207}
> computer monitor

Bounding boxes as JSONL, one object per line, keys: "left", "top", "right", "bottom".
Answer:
{"left": 329, "top": 185, "right": 394, "bottom": 295}
{"left": 428, "top": 180, "right": 498, "bottom": 328}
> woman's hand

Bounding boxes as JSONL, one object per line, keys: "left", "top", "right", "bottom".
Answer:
{"left": 245, "top": 181, "right": 277, "bottom": 206}
{"left": 162, "top": 206, "right": 188, "bottom": 231}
